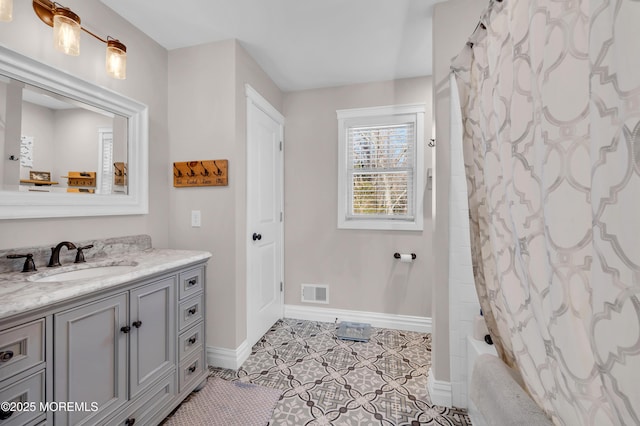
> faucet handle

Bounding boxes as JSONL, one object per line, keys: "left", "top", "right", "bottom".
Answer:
{"left": 74, "top": 245, "right": 94, "bottom": 263}
{"left": 6, "top": 254, "right": 37, "bottom": 273}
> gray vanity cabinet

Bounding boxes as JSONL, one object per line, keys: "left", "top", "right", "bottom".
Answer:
{"left": 0, "top": 258, "right": 208, "bottom": 426}
{"left": 128, "top": 277, "right": 175, "bottom": 399}
{"left": 53, "top": 275, "right": 181, "bottom": 426}
{"left": 53, "top": 293, "right": 128, "bottom": 426}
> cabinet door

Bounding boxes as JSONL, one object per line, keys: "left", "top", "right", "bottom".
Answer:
{"left": 129, "top": 277, "right": 176, "bottom": 398}
{"left": 54, "top": 293, "right": 128, "bottom": 426}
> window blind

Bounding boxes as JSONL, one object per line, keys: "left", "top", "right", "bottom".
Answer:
{"left": 347, "top": 122, "right": 415, "bottom": 219}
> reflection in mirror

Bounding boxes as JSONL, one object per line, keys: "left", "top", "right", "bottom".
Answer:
{"left": 0, "top": 45, "right": 148, "bottom": 219}
{"left": 0, "top": 78, "right": 128, "bottom": 195}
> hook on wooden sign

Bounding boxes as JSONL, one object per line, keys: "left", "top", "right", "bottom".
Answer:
{"left": 173, "top": 160, "right": 228, "bottom": 187}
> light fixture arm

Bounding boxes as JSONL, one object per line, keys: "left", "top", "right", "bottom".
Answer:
{"left": 81, "top": 26, "right": 107, "bottom": 44}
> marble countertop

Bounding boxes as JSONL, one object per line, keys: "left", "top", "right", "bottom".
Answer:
{"left": 0, "top": 248, "right": 211, "bottom": 321}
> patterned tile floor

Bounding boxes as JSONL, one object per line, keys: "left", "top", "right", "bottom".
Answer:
{"left": 210, "top": 318, "right": 471, "bottom": 426}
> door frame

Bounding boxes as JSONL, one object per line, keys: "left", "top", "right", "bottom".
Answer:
{"left": 245, "top": 84, "right": 285, "bottom": 348}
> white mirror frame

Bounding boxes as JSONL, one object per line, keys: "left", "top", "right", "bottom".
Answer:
{"left": 0, "top": 45, "right": 148, "bottom": 219}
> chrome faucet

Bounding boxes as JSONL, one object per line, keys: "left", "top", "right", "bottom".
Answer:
{"left": 48, "top": 241, "right": 77, "bottom": 267}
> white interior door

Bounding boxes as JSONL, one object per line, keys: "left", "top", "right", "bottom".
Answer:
{"left": 246, "top": 85, "right": 284, "bottom": 347}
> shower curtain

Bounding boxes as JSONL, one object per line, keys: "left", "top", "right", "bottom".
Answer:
{"left": 452, "top": 0, "right": 640, "bottom": 424}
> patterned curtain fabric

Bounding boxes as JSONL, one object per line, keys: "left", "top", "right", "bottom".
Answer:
{"left": 452, "top": 0, "right": 640, "bottom": 424}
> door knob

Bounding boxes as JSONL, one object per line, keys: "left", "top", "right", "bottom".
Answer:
{"left": 252, "top": 233, "right": 262, "bottom": 241}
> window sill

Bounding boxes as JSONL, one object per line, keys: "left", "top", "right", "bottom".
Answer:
{"left": 338, "top": 218, "right": 423, "bottom": 231}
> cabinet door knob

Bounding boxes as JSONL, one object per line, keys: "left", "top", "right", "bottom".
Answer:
{"left": 252, "top": 233, "right": 262, "bottom": 241}
{"left": 188, "top": 365, "right": 197, "bottom": 374}
{"left": 187, "top": 278, "right": 197, "bottom": 287}
{"left": 132, "top": 321, "right": 142, "bottom": 328}
{"left": 0, "top": 350, "right": 14, "bottom": 362}
{"left": 188, "top": 336, "right": 197, "bottom": 345}
{"left": 188, "top": 307, "right": 197, "bottom": 316}
{"left": 125, "top": 418, "right": 136, "bottom": 426}
{"left": 120, "top": 326, "right": 131, "bottom": 334}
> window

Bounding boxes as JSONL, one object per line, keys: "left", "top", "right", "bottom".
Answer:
{"left": 337, "top": 104, "right": 425, "bottom": 231}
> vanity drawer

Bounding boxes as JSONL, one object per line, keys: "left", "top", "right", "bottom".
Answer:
{"left": 103, "top": 372, "right": 176, "bottom": 426}
{"left": 178, "top": 294, "right": 204, "bottom": 332}
{"left": 178, "top": 322, "right": 204, "bottom": 363}
{"left": 0, "top": 319, "right": 45, "bottom": 381}
{"left": 178, "top": 351, "right": 206, "bottom": 394}
{"left": 0, "top": 370, "right": 46, "bottom": 426}
{"left": 178, "top": 266, "right": 204, "bottom": 300}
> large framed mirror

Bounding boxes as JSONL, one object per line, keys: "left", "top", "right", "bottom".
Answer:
{"left": 0, "top": 45, "right": 148, "bottom": 219}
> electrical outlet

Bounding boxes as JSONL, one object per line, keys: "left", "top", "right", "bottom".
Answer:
{"left": 191, "top": 210, "right": 201, "bottom": 227}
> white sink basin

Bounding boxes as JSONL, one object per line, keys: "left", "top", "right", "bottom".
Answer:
{"left": 30, "top": 265, "right": 136, "bottom": 282}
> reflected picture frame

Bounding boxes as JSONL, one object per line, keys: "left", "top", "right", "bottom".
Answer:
{"left": 30, "top": 171, "right": 51, "bottom": 182}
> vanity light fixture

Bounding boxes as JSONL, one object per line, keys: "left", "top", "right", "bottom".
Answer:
{"left": 0, "top": 0, "right": 12, "bottom": 22}
{"left": 106, "top": 38, "right": 126, "bottom": 80}
{"left": 31, "top": 0, "right": 127, "bottom": 79}
{"left": 52, "top": 6, "right": 80, "bottom": 56}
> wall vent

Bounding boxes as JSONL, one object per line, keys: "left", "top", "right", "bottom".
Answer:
{"left": 301, "top": 284, "right": 329, "bottom": 304}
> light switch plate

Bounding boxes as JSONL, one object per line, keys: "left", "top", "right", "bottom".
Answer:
{"left": 191, "top": 210, "right": 201, "bottom": 227}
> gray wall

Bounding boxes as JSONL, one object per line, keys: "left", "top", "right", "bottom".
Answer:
{"left": 168, "top": 40, "right": 283, "bottom": 350}
{"left": 432, "top": 0, "right": 487, "bottom": 383}
{"left": 168, "top": 40, "right": 236, "bottom": 350}
{"left": 282, "top": 77, "right": 433, "bottom": 317}
{"left": 0, "top": 0, "right": 170, "bottom": 249}
{"left": 20, "top": 102, "right": 55, "bottom": 181}
{"left": 52, "top": 109, "right": 111, "bottom": 185}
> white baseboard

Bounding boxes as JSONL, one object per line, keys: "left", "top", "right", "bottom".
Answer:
{"left": 428, "top": 367, "right": 452, "bottom": 407}
{"left": 207, "top": 340, "right": 251, "bottom": 370}
{"left": 284, "top": 304, "right": 432, "bottom": 333}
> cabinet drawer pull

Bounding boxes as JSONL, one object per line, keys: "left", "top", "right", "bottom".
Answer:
{"left": 188, "top": 364, "right": 197, "bottom": 374}
{"left": 0, "top": 350, "right": 14, "bottom": 362}
{"left": 125, "top": 418, "right": 136, "bottom": 426}
{"left": 187, "top": 278, "right": 197, "bottom": 287}
{"left": 188, "top": 336, "right": 197, "bottom": 345}
{"left": 187, "top": 307, "right": 197, "bottom": 316}
{"left": 120, "top": 326, "right": 131, "bottom": 334}
{"left": 0, "top": 409, "right": 13, "bottom": 420}
{"left": 132, "top": 320, "right": 142, "bottom": 328}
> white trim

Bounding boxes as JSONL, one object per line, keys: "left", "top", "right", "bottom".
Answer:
{"left": 336, "top": 103, "right": 426, "bottom": 119}
{"left": 245, "top": 84, "right": 284, "bottom": 124}
{"left": 337, "top": 103, "right": 425, "bottom": 231}
{"left": 207, "top": 340, "right": 251, "bottom": 370}
{"left": 428, "top": 367, "right": 453, "bottom": 407}
{"left": 0, "top": 45, "right": 148, "bottom": 219}
{"left": 284, "top": 304, "right": 432, "bottom": 333}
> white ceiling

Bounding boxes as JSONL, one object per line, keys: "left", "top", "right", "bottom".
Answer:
{"left": 100, "top": 0, "right": 440, "bottom": 92}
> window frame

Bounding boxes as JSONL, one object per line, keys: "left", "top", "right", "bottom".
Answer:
{"left": 337, "top": 103, "right": 425, "bottom": 231}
